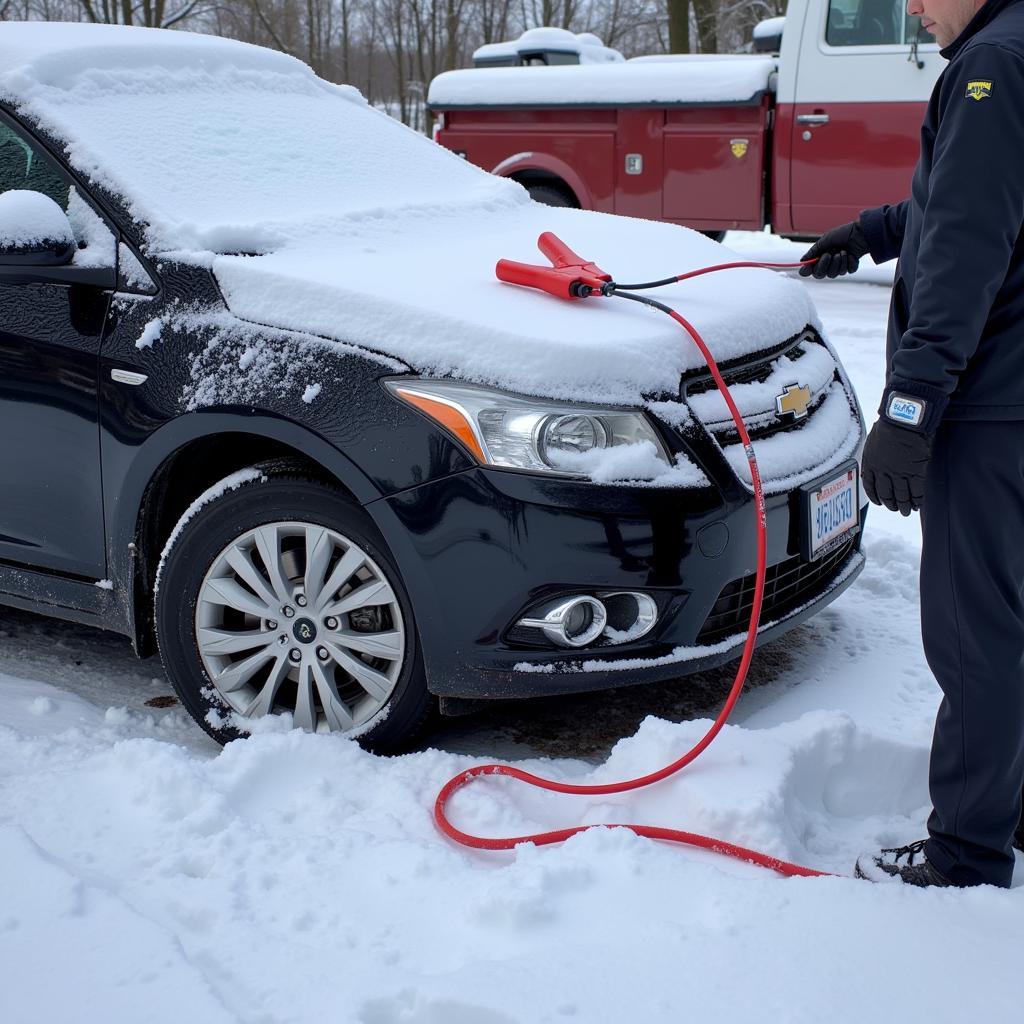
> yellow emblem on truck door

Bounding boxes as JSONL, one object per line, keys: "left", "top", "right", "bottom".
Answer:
{"left": 730, "top": 138, "right": 749, "bottom": 159}
{"left": 965, "top": 80, "right": 993, "bottom": 100}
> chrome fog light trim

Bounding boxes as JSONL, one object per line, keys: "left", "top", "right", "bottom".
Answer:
{"left": 599, "top": 592, "right": 659, "bottom": 644}
{"left": 518, "top": 595, "right": 608, "bottom": 648}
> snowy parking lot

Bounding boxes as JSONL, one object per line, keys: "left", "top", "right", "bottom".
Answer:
{"left": 1, "top": 242, "right": 1020, "bottom": 1023}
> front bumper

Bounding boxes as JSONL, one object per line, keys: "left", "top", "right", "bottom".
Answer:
{"left": 367, "top": 463, "right": 867, "bottom": 700}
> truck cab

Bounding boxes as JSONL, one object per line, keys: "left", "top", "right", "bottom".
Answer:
{"left": 430, "top": 0, "right": 943, "bottom": 238}
{"left": 777, "top": 0, "right": 939, "bottom": 234}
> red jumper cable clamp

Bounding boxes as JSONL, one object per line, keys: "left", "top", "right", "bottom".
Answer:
{"left": 495, "top": 231, "right": 612, "bottom": 299}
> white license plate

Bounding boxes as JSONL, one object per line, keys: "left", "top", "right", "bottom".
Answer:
{"left": 804, "top": 464, "right": 859, "bottom": 560}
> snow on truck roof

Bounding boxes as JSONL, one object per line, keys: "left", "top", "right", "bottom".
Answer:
{"left": 428, "top": 56, "right": 777, "bottom": 108}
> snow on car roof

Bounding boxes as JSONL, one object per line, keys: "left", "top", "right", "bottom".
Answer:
{"left": 0, "top": 20, "right": 305, "bottom": 85}
{"left": 428, "top": 56, "right": 776, "bottom": 108}
{"left": 0, "top": 21, "right": 514, "bottom": 253}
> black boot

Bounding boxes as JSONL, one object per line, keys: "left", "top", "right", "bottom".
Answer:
{"left": 855, "top": 839, "right": 954, "bottom": 887}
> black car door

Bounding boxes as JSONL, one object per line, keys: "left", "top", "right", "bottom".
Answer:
{"left": 0, "top": 114, "right": 110, "bottom": 578}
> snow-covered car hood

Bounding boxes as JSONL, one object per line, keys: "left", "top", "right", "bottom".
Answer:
{"left": 213, "top": 196, "right": 818, "bottom": 407}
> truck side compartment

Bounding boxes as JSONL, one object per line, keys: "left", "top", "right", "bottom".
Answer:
{"left": 438, "top": 98, "right": 772, "bottom": 234}
{"left": 662, "top": 98, "right": 770, "bottom": 230}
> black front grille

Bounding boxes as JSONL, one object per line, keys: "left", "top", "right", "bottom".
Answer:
{"left": 696, "top": 539, "right": 855, "bottom": 645}
{"left": 709, "top": 392, "right": 828, "bottom": 447}
{"left": 684, "top": 339, "right": 810, "bottom": 398}
{"left": 682, "top": 335, "right": 840, "bottom": 449}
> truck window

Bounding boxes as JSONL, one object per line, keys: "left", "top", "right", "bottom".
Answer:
{"left": 520, "top": 51, "right": 580, "bottom": 66}
{"left": 826, "top": 0, "right": 933, "bottom": 46}
{"left": 0, "top": 120, "right": 70, "bottom": 209}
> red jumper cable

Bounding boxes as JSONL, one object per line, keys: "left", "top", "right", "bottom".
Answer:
{"left": 434, "top": 233, "right": 830, "bottom": 879}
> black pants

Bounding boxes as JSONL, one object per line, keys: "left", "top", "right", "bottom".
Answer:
{"left": 921, "top": 420, "right": 1024, "bottom": 887}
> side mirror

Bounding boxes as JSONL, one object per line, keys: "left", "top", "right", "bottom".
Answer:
{"left": 753, "top": 17, "right": 784, "bottom": 55}
{"left": 0, "top": 189, "right": 76, "bottom": 266}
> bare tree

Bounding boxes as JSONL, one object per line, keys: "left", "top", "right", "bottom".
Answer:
{"left": 666, "top": 0, "right": 687, "bottom": 52}
{"left": 477, "top": 0, "right": 514, "bottom": 44}
{"left": 690, "top": 0, "right": 715, "bottom": 51}
{"left": 78, "top": 0, "right": 208, "bottom": 27}
{"left": 716, "top": 0, "right": 783, "bottom": 52}
{"left": 518, "top": 0, "right": 581, "bottom": 31}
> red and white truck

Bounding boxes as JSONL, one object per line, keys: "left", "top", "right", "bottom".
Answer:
{"left": 428, "top": 0, "right": 943, "bottom": 238}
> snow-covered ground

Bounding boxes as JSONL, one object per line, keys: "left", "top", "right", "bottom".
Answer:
{"left": 1, "top": 250, "right": 1020, "bottom": 1023}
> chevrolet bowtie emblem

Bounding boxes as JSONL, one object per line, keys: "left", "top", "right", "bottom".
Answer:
{"left": 775, "top": 383, "right": 812, "bottom": 420}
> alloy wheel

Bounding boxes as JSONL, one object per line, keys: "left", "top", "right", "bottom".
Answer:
{"left": 194, "top": 521, "right": 406, "bottom": 733}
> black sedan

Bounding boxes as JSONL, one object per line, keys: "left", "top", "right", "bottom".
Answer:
{"left": 0, "top": 22, "right": 866, "bottom": 748}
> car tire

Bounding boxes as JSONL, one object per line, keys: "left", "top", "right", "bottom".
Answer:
{"left": 527, "top": 183, "right": 576, "bottom": 208}
{"left": 155, "top": 465, "right": 432, "bottom": 751}
{"left": 700, "top": 230, "right": 727, "bottom": 243}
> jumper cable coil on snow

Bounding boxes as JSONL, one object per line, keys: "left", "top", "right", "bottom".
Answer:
{"left": 434, "top": 233, "right": 830, "bottom": 879}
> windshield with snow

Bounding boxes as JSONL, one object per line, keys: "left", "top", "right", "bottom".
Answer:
{"left": 0, "top": 120, "right": 69, "bottom": 208}
{"left": 18, "top": 68, "right": 509, "bottom": 254}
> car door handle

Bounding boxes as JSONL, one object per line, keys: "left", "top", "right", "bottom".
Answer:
{"left": 796, "top": 113, "right": 830, "bottom": 125}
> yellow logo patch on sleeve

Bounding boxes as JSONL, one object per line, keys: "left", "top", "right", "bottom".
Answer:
{"left": 965, "top": 80, "right": 993, "bottom": 100}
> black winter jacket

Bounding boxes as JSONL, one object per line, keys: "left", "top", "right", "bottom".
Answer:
{"left": 860, "top": 0, "right": 1024, "bottom": 433}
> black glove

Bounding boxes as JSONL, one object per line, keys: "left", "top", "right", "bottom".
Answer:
{"left": 799, "top": 221, "right": 871, "bottom": 280}
{"left": 861, "top": 419, "right": 933, "bottom": 515}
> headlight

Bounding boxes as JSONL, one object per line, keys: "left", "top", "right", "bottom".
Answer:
{"left": 385, "top": 379, "right": 671, "bottom": 476}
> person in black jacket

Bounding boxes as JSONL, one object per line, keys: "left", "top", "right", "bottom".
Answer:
{"left": 802, "top": 0, "right": 1024, "bottom": 888}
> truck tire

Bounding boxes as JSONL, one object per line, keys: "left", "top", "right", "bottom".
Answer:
{"left": 527, "top": 183, "right": 576, "bottom": 208}
{"left": 155, "top": 466, "right": 431, "bottom": 752}
{"left": 701, "top": 230, "right": 727, "bottom": 243}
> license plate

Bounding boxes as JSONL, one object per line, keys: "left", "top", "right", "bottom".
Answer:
{"left": 801, "top": 462, "right": 859, "bottom": 560}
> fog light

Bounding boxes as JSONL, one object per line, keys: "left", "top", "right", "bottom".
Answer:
{"left": 599, "top": 592, "right": 659, "bottom": 643}
{"left": 564, "top": 601, "right": 594, "bottom": 639}
{"left": 517, "top": 595, "right": 607, "bottom": 648}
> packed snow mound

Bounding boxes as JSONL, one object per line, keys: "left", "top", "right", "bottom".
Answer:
{"left": 0, "top": 659, "right": 1020, "bottom": 1022}
{"left": 430, "top": 56, "right": 776, "bottom": 106}
{"left": 0, "top": 22, "right": 514, "bottom": 253}
{"left": 213, "top": 203, "right": 818, "bottom": 405}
